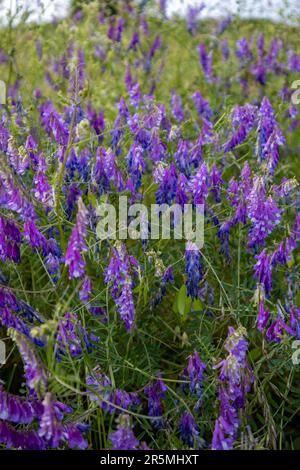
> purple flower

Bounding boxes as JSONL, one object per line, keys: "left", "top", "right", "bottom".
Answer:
{"left": 128, "top": 31, "right": 139, "bottom": 51}
{"left": 188, "top": 162, "right": 209, "bottom": 206}
{"left": 224, "top": 104, "right": 257, "bottom": 152}
{"left": 38, "top": 393, "right": 66, "bottom": 448}
{"left": 124, "top": 64, "right": 133, "bottom": 91}
{"left": 254, "top": 249, "right": 273, "bottom": 296}
{"left": 191, "top": 120, "right": 213, "bottom": 165}
{"left": 180, "top": 411, "right": 201, "bottom": 448}
{"left": 118, "top": 278, "right": 136, "bottom": 332}
{"left": 0, "top": 290, "right": 44, "bottom": 340}
{"left": 257, "top": 97, "right": 285, "bottom": 173}
{"left": 185, "top": 242, "right": 203, "bottom": 300}
{"left": 151, "top": 266, "right": 174, "bottom": 308}
{"left": 65, "top": 198, "right": 88, "bottom": 279}
{"left": 176, "top": 173, "right": 189, "bottom": 207}
{"left": 266, "top": 318, "right": 284, "bottom": 343}
{"left": 64, "top": 423, "right": 88, "bottom": 449}
{"left": 287, "top": 307, "right": 300, "bottom": 339}
{"left": 144, "top": 376, "right": 167, "bottom": 428}
{"left": 293, "top": 213, "right": 300, "bottom": 241}
{"left": 0, "top": 171, "right": 35, "bottom": 219}
{"left": 128, "top": 82, "right": 141, "bottom": 108}
{"left": 287, "top": 50, "right": 300, "bottom": 72}
{"left": 57, "top": 312, "right": 96, "bottom": 358}
{"left": 0, "top": 306, "right": 32, "bottom": 340}
{"left": 115, "top": 17, "right": 125, "bottom": 43}
{"left": 256, "top": 33, "right": 265, "bottom": 58}
{"left": 45, "top": 253, "right": 61, "bottom": 282}
{"left": 107, "top": 17, "right": 116, "bottom": 41}
{"left": 7, "top": 137, "right": 29, "bottom": 174}
{"left": 86, "top": 368, "right": 111, "bottom": 404}
{"left": 9, "top": 330, "right": 47, "bottom": 394}
{"left": 0, "top": 384, "right": 41, "bottom": 424}
{"left": 86, "top": 102, "right": 105, "bottom": 140}
{"left": 210, "top": 165, "right": 224, "bottom": 203}
{"left": 212, "top": 327, "right": 252, "bottom": 450}
{"left": 227, "top": 162, "right": 252, "bottom": 227}
{"left": 40, "top": 101, "right": 68, "bottom": 145}
{"left": 251, "top": 61, "right": 266, "bottom": 86}
{"left": 32, "top": 158, "right": 53, "bottom": 208}
{"left": 236, "top": 38, "right": 253, "bottom": 64}
{"left": 186, "top": 352, "right": 206, "bottom": 397}
{"left": 140, "top": 15, "right": 149, "bottom": 36}
{"left": 126, "top": 143, "right": 145, "bottom": 190}
{"left": 174, "top": 139, "right": 191, "bottom": 175}
{"left": 217, "top": 221, "right": 232, "bottom": 262}
{"left": 0, "top": 288, "right": 19, "bottom": 311}
{"left": 273, "top": 177, "right": 297, "bottom": 198}
{"left": 105, "top": 243, "right": 137, "bottom": 332}
{"left": 216, "top": 16, "right": 232, "bottom": 35}
{"left": 212, "top": 393, "right": 237, "bottom": 450}
{"left": 271, "top": 236, "right": 297, "bottom": 266}
{"left": 171, "top": 91, "right": 184, "bottom": 123}
{"left": 102, "top": 147, "right": 124, "bottom": 191}
{"left": 266, "top": 38, "right": 281, "bottom": 68}
{"left": 77, "top": 48, "right": 85, "bottom": 90}
{"left": 0, "top": 216, "right": 22, "bottom": 263}
{"left": 159, "top": 0, "right": 167, "bottom": 16}
{"left": 180, "top": 351, "right": 206, "bottom": 413}
{"left": 79, "top": 276, "right": 92, "bottom": 302}
{"left": 0, "top": 124, "right": 9, "bottom": 152}
{"left": 247, "top": 177, "right": 281, "bottom": 249}
{"left": 257, "top": 301, "right": 269, "bottom": 331}
{"left": 186, "top": 4, "right": 204, "bottom": 36}
{"left": 0, "top": 48, "right": 9, "bottom": 64}
{"left": 93, "top": 147, "right": 110, "bottom": 193}
{"left": 24, "top": 220, "right": 49, "bottom": 255}
{"left": 154, "top": 163, "right": 177, "bottom": 205}
{"left": 149, "top": 132, "right": 167, "bottom": 162}
{"left": 0, "top": 421, "right": 45, "bottom": 449}
{"left": 192, "top": 91, "right": 213, "bottom": 121}
{"left": 198, "top": 44, "right": 213, "bottom": 83}
{"left": 221, "top": 39, "right": 230, "bottom": 61}
{"left": 65, "top": 183, "right": 81, "bottom": 217}
{"left": 86, "top": 367, "right": 140, "bottom": 414}
{"left": 148, "top": 35, "right": 161, "bottom": 61}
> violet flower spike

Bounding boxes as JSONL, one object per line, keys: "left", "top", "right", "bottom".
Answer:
{"left": 109, "top": 414, "right": 139, "bottom": 450}
{"left": 212, "top": 327, "right": 253, "bottom": 450}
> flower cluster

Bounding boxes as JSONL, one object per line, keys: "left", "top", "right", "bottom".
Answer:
{"left": 105, "top": 242, "right": 138, "bottom": 332}
{"left": 212, "top": 327, "right": 253, "bottom": 450}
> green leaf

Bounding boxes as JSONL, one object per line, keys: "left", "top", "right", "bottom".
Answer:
{"left": 88, "top": 191, "right": 98, "bottom": 208}
{"left": 249, "top": 347, "right": 261, "bottom": 361}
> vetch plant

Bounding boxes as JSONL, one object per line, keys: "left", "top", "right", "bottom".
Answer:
{"left": 0, "top": 0, "right": 299, "bottom": 452}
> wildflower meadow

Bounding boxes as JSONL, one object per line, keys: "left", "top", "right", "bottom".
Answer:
{"left": 0, "top": 0, "right": 300, "bottom": 455}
